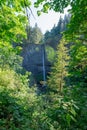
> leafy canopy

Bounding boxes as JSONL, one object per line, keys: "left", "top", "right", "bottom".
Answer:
{"left": 35, "top": 0, "right": 87, "bottom": 41}
{"left": 0, "top": 0, "right": 31, "bottom": 43}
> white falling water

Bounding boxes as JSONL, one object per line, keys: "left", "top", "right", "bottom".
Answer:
{"left": 42, "top": 44, "right": 46, "bottom": 87}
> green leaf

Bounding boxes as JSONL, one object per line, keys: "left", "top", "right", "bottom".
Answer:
{"left": 70, "top": 107, "right": 76, "bottom": 116}
{"left": 66, "top": 113, "right": 71, "bottom": 126}
{"left": 37, "top": 10, "right": 41, "bottom": 16}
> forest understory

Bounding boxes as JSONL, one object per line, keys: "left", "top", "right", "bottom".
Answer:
{"left": 0, "top": 0, "right": 87, "bottom": 130}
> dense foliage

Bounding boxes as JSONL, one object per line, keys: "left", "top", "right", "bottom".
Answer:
{"left": 0, "top": 0, "right": 87, "bottom": 129}
{"left": 0, "top": 69, "right": 37, "bottom": 129}
{"left": 25, "top": 23, "right": 43, "bottom": 44}
{"left": 34, "top": 0, "right": 87, "bottom": 129}
{"left": 48, "top": 38, "right": 69, "bottom": 93}
{"left": 0, "top": 0, "right": 39, "bottom": 129}
{"left": 35, "top": 0, "right": 87, "bottom": 40}
{"left": 44, "top": 15, "right": 70, "bottom": 49}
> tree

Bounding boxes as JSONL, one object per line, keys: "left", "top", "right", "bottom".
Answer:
{"left": 0, "top": 0, "right": 31, "bottom": 43}
{"left": 44, "top": 15, "right": 70, "bottom": 49}
{"left": 0, "top": 41, "right": 23, "bottom": 72}
{"left": 34, "top": 1, "right": 87, "bottom": 129}
{"left": 65, "top": 0, "right": 87, "bottom": 41}
{"left": 0, "top": 68, "right": 40, "bottom": 129}
{"left": 34, "top": 0, "right": 71, "bottom": 13}
{"left": 69, "top": 41, "right": 87, "bottom": 87}
{"left": 0, "top": 1, "right": 40, "bottom": 129}
{"left": 56, "top": 16, "right": 64, "bottom": 34}
{"left": 47, "top": 37, "right": 69, "bottom": 93}
{"left": 29, "top": 23, "right": 43, "bottom": 44}
{"left": 0, "top": 0, "right": 31, "bottom": 70}
{"left": 35, "top": 0, "right": 87, "bottom": 42}
{"left": 44, "top": 30, "right": 50, "bottom": 41}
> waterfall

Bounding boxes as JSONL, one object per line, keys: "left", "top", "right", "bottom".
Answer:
{"left": 42, "top": 44, "right": 46, "bottom": 87}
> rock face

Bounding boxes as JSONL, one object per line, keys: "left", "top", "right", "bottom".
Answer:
{"left": 22, "top": 43, "right": 51, "bottom": 85}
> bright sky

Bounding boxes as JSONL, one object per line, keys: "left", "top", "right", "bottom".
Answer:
{"left": 30, "top": 1, "right": 70, "bottom": 34}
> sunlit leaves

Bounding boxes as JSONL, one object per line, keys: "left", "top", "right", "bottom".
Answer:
{"left": 35, "top": 0, "right": 87, "bottom": 42}
{"left": 0, "top": 68, "right": 38, "bottom": 129}
{"left": 45, "top": 45, "right": 56, "bottom": 63}
{"left": 37, "top": 10, "right": 41, "bottom": 16}
{"left": 0, "top": 0, "right": 31, "bottom": 43}
{"left": 34, "top": 0, "right": 87, "bottom": 129}
{"left": 68, "top": 41, "right": 87, "bottom": 87}
{"left": 48, "top": 38, "right": 69, "bottom": 93}
{"left": 34, "top": 0, "right": 71, "bottom": 14}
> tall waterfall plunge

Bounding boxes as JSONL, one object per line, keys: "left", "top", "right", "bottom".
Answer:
{"left": 42, "top": 44, "right": 46, "bottom": 87}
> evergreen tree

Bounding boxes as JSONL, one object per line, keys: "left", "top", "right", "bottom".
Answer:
{"left": 56, "top": 16, "right": 64, "bottom": 34}
{"left": 34, "top": 0, "right": 87, "bottom": 129}
{"left": 44, "top": 15, "right": 70, "bottom": 49}
{"left": 44, "top": 30, "right": 51, "bottom": 41}
{"left": 63, "top": 14, "right": 71, "bottom": 30}
{"left": 28, "top": 23, "right": 43, "bottom": 44}
{"left": 48, "top": 38, "right": 69, "bottom": 93}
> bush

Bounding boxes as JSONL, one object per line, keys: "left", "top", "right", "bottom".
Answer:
{"left": 0, "top": 68, "right": 37, "bottom": 129}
